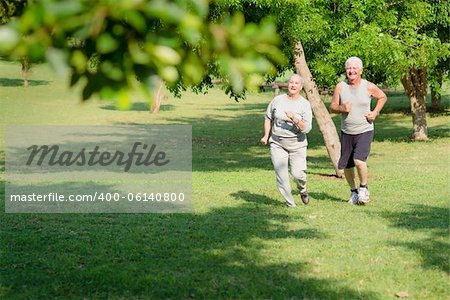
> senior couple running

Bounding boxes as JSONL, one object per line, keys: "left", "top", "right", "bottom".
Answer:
{"left": 261, "top": 57, "right": 387, "bottom": 207}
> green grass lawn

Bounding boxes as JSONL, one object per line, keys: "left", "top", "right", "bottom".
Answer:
{"left": 1, "top": 61, "right": 449, "bottom": 299}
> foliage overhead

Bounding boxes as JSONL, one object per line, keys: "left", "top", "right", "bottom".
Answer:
{"left": 297, "top": 0, "right": 449, "bottom": 88}
{"left": 1, "top": 0, "right": 448, "bottom": 102}
{"left": 215, "top": 0, "right": 449, "bottom": 88}
{"left": 0, "top": 0, "right": 287, "bottom": 105}
{"left": 0, "top": 0, "right": 28, "bottom": 24}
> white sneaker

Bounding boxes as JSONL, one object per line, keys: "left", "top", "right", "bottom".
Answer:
{"left": 358, "top": 187, "right": 370, "bottom": 204}
{"left": 348, "top": 191, "right": 359, "bottom": 205}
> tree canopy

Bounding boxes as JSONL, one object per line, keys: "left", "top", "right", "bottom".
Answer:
{"left": 217, "top": 0, "right": 449, "bottom": 89}
{"left": 0, "top": 0, "right": 287, "bottom": 106}
{"left": 215, "top": 0, "right": 449, "bottom": 140}
{"left": 0, "top": 0, "right": 28, "bottom": 24}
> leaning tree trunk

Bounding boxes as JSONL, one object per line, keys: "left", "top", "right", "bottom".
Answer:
{"left": 150, "top": 78, "right": 165, "bottom": 113}
{"left": 293, "top": 41, "right": 342, "bottom": 177}
{"left": 401, "top": 66, "right": 429, "bottom": 140}
{"left": 21, "top": 57, "right": 30, "bottom": 88}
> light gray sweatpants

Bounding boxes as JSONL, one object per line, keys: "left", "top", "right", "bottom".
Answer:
{"left": 269, "top": 135, "right": 307, "bottom": 206}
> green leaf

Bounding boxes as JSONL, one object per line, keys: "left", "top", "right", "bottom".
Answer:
{"left": 124, "top": 10, "right": 146, "bottom": 33}
{"left": 0, "top": 26, "right": 19, "bottom": 53}
{"left": 97, "top": 33, "right": 119, "bottom": 54}
{"left": 46, "top": 47, "right": 68, "bottom": 77}
{"left": 69, "top": 72, "right": 81, "bottom": 87}
{"left": 70, "top": 50, "right": 87, "bottom": 73}
{"left": 151, "top": 45, "right": 182, "bottom": 65}
{"left": 160, "top": 66, "right": 179, "bottom": 82}
{"left": 82, "top": 78, "right": 96, "bottom": 101}
{"left": 116, "top": 89, "right": 132, "bottom": 110}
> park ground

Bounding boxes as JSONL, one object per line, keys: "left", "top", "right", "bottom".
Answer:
{"left": 0, "top": 61, "right": 449, "bottom": 299}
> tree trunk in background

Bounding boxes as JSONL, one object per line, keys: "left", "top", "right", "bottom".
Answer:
{"left": 401, "top": 66, "right": 429, "bottom": 140}
{"left": 430, "top": 69, "right": 443, "bottom": 112}
{"left": 21, "top": 57, "right": 29, "bottom": 88}
{"left": 150, "top": 78, "right": 164, "bottom": 113}
{"left": 293, "top": 41, "right": 343, "bottom": 177}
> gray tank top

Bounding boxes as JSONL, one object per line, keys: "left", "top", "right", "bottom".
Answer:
{"left": 340, "top": 79, "right": 373, "bottom": 134}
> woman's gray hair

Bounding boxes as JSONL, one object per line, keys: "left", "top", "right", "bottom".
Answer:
{"left": 290, "top": 73, "right": 304, "bottom": 84}
{"left": 345, "top": 57, "right": 363, "bottom": 69}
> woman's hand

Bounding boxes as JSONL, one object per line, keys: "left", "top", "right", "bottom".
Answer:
{"left": 285, "top": 111, "right": 295, "bottom": 120}
{"left": 285, "top": 111, "right": 304, "bottom": 130}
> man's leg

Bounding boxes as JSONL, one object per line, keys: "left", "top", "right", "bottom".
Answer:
{"left": 355, "top": 159, "right": 370, "bottom": 203}
{"left": 353, "top": 131, "right": 373, "bottom": 185}
{"left": 353, "top": 131, "right": 374, "bottom": 203}
{"left": 354, "top": 159, "right": 368, "bottom": 186}
{"left": 339, "top": 132, "right": 359, "bottom": 204}
{"left": 344, "top": 167, "right": 357, "bottom": 190}
{"left": 344, "top": 167, "right": 359, "bottom": 204}
{"left": 339, "top": 132, "right": 356, "bottom": 190}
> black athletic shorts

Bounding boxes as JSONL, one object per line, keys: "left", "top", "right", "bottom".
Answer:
{"left": 338, "top": 130, "right": 374, "bottom": 169}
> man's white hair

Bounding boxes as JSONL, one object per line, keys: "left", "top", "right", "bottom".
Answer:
{"left": 345, "top": 57, "right": 363, "bottom": 69}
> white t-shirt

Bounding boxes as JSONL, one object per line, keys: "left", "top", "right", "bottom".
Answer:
{"left": 265, "top": 94, "right": 312, "bottom": 140}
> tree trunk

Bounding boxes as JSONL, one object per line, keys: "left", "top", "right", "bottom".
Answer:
{"left": 293, "top": 41, "right": 342, "bottom": 177}
{"left": 150, "top": 78, "right": 164, "bottom": 113}
{"left": 401, "top": 66, "right": 429, "bottom": 140}
{"left": 430, "top": 69, "right": 443, "bottom": 112}
{"left": 21, "top": 57, "right": 29, "bottom": 88}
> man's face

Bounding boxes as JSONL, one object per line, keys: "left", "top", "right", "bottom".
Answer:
{"left": 288, "top": 75, "right": 302, "bottom": 94}
{"left": 346, "top": 61, "right": 363, "bottom": 81}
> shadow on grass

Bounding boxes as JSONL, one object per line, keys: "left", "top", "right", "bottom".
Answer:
{"left": 0, "top": 78, "right": 51, "bottom": 87}
{"left": 381, "top": 204, "right": 449, "bottom": 274}
{"left": 230, "top": 189, "right": 344, "bottom": 206}
{"left": 231, "top": 190, "right": 281, "bottom": 207}
{"left": 100, "top": 102, "right": 176, "bottom": 112}
{"left": 0, "top": 181, "right": 377, "bottom": 299}
{"left": 309, "top": 191, "right": 344, "bottom": 202}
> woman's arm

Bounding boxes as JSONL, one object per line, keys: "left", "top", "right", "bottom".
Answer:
{"left": 260, "top": 118, "right": 271, "bottom": 145}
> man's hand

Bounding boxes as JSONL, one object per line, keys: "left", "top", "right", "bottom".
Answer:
{"left": 365, "top": 110, "right": 378, "bottom": 122}
{"left": 260, "top": 136, "right": 269, "bottom": 145}
{"left": 341, "top": 102, "right": 352, "bottom": 113}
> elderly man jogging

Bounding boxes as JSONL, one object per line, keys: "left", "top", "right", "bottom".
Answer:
{"left": 330, "top": 57, "right": 387, "bottom": 205}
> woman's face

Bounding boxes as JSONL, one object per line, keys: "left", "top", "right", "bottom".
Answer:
{"left": 288, "top": 75, "right": 302, "bottom": 95}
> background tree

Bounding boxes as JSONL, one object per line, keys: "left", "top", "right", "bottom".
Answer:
{"left": 0, "top": 0, "right": 286, "bottom": 108}
{"left": 0, "top": 0, "right": 31, "bottom": 87}
{"left": 427, "top": 0, "right": 450, "bottom": 112}
{"left": 308, "top": 0, "right": 449, "bottom": 140}
{"left": 228, "top": 0, "right": 449, "bottom": 141}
